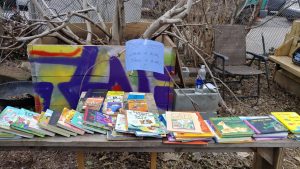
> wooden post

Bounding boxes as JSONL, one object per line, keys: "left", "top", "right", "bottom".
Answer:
{"left": 76, "top": 151, "right": 85, "bottom": 169}
{"left": 150, "top": 152, "right": 158, "bottom": 169}
{"left": 252, "top": 148, "right": 284, "bottom": 169}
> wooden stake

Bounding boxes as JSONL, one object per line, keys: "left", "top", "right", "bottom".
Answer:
{"left": 150, "top": 152, "right": 158, "bottom": 169}
{"left": 76, "top": 151, "right": 85, "bottom": 169}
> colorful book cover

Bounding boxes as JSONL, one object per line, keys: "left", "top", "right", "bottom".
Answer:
{"left": 107, "top": 130, "right": 141, "bottom": 141}
{"left": 19, "top": 109, "right": 55, "bottom": 137}
{"left": 104, "top": 102, "right": 123, "bottom": 115}
{"left": 38, "top": 110, "right": 72, "bottom": 137}
{"left": 271, "top": 112, "right": 300, "bottom": 134}
{"left": 127, "top": 92, "right": 145, "bottom": 100}
{"left": 244, "top": 117, "right": 288, "bottom": 134}
{"left": 126, "top": 110, "right": 165, "bottom": 134}
{"left": 11, "top": 116, "right": 45, "bottom": 137}
{"left": 57, "top": 108, "right": 85, "bottom": 135}
{"left": 84, "top": 97, "right": 104, "bottom": 111}
{"left": 128, "top": 100, "right": 148, "bottom": 112}
{"left": 0, "top": 106, "right": 34, "bottom": 138}
{"left": 209, "top": 117, "right": 254, "bottom": 138}
{"left": 70, "top": 111, "right": 94, "bottom": 134}
{"left": 115, "top": 113, "right": 129, "bottom": 133}
{"left": 165, "top": 111, "right": 203, "bottom": 133}
{"left": 83, "top": 109, "right": 112, "bottom": 129}
{"left": 107, "top": 91, "right": 125, "bottom": 96}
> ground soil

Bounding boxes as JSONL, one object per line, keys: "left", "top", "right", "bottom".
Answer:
{"left": 0, "top": 62, "right": 299, "bottom": 169}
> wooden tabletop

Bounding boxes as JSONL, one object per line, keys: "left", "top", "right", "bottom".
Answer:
{"left": 0, "top": 134, "right": 299, "bottom": 152}
{"left": 269, "top": 55, "right": 300, "bottom": 78}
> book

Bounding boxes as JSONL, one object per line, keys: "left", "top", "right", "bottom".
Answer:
{"left": 107, "top": 130, "right": 141, "bottom": 141}
{"left": 115, "top": 113, "right": 130, "bottom": 133}
{"left": 128, "top": 100, "right": 148, "bottom": 112}
{"left": 104, "top": 102, "right": 123, "bottom": 115}
{"left": 243, "top": 116, "right": 288, "bottom": 134}
{"left": 57, "top": 108, "right": 85, "bottom": 135}
{"left": 76, "top": 89, "right": 107, "bottom": 112}
{"left": 20, "top": 109, "right": 55, "bottom": 137}
{"left": 165, "top": 111, "right": 204, "bottom": 133}
{"left": 209, "top": 117, "right": 254, "bottom": 138}
{"left": 38, "top": 110, "right": 73, "bottom": 137}
{"left": 0, "top": 106, "right": 34, "bottom": 138}
{"left": 70, "top": 111, "right": 94, "bottom": 134}
{"left": 83, "top": 109, "right": 112, "bottom": 129}
{"left": 11, "top": 116, "right": 45, "bottom": 137}
{"left": 126, "top": 110, "right": 165, "bottom": 135}
{"left": 127, "top": 92, "right": 145, "bottom": 100}
{"left": 271, "top": 112, "right": 300, "bottom": 134}
{"left": 76, "top": 91, "right": 87, "bottom": 113}
{"left": 84, "top": 97, "right": 104, "bottom": 111}
{"left": 82, "top": 124, "right": 107, "bottom": 134}
{"left": 205, "top": 120, "right": 253, "bottom": 143}
{"left": 107, "top": 91, "right": 125, "bottom": 96}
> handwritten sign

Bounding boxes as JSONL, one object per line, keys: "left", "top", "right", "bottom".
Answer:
{"left": 125, "top": 39, "right": 164, "bottom": 74}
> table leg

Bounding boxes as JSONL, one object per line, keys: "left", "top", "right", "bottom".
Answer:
{"left": 252, "top": 148, "right": 284, "bottom": 169}
{"left": 150, "top": 152, "right": 158, "bottom": 169}
{"left": 76, "top": 151, "right": 85, "bottom": 169}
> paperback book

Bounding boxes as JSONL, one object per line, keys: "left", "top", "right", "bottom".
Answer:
{"left": 128, "top": 100, "right": 148, "bottom": 112}
{"left": 209, "top": 117, "right": 254, "bottom": 138}
{"left": 271, "top": 112, "right": 300, "bottom": 134}
{"left": 0, "top": 106, "right": 34, "bottom": 138}
{"left": 57, "top": 108, "right": 85, "bottom": 135}
{"left": 83, "top": 109, "right": 112, "bottom": 129}
{"left": 70, "top": 111, "right": 94, "bottom": 134}
{"left": 243, "top": 116, "right": 288, "bottom": 134}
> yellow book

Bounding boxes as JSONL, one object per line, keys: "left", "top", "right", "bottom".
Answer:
{"left": 107, "top": 91, "right": 125, "bottom": 96}
{"left": 173, "top": 132, "right": 214, "bottom": 138}
{"left": 271, "top": 112, "right": 300, "bottom": 134}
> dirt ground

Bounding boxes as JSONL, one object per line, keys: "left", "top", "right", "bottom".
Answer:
{"left": 0, "top": 62, "right": 299, "bottom": 169}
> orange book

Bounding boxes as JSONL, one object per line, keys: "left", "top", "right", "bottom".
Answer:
{"left": 128, "top": 100, "right": 148, "bottom": 112}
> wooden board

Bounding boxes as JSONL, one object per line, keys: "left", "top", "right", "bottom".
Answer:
{"left": 269, "top": 55, "right": 300, "bottom": 78}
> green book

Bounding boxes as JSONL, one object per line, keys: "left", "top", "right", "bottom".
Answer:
{"left": 82, "top": 124, "right": 107, "bottom": 134}
{"left": 209, "top": 117, "right": 254, "bottom": 138}
{"left": 11, "top": 116, "right": 45, "bottom": 137}
{"left": 70, "top": 111, "right": 94, "bottom": 134}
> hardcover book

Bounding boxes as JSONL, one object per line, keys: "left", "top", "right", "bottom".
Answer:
{"left": 271, "top": 112, "right": 300, "bottom": 134}
{"left": 244, "top": 117, "right": 288, "bottom": 134}
{"left": 11, "top": 116, "right": 45, "bottom": 137}
{"left": 0, "top": 106, "right": 34, "bottom": 138}
{"left": 209, "top": 117, "right": 254, "bottom": 138}
{"left": 38, "top": 109, "right": 74, "bottom": 137}
{"left": 70, "top": 111, "right": 94, "bottom": 134}
{"left": 128, "top": 100, "right": 148, "bottom": 112}
{"left": 57, "top": 108, "right": 85, "bottom": 135}
{"left": 165, "top": 111, "right": 204, "bottom": 133}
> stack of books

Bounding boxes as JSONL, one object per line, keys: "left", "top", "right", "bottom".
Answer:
{"left": 272, "top": 112, "right": 300, "bottom": 141}
{"left": 240, "top": 116, "right": 288, "bottom": 141}
{"left": 208, "top": 117, "right": 254, "bottom": 143}
{"left": 164, "top": 111, "right": 214, "bottom": 144}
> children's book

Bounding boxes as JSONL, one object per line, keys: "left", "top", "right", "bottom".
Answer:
{"left": 57, "top": 108, "right": 85, "bottom": 135}
{"left": 243, "top": 117, "right": 288, "bottom": 134}
{"left": 104, "top": 102, "right": 123, "bottom": 115}
{"left": 271, "top": 112, "right": 300, "bottom": 134}
{"left": 38, "top": 109, "right": 73, "bottom": 137}
{"left": 70, "top": 111, "right": 94, "bottom": 134}
{"left": 83, "top": 109, "right": 112, "bottom": 129}
{"left": 19, "top": 109, "right": 55, "bottom": 137}
{"left": 115, "top": 113, "right": 129, "bottom": 133}
{"left": 205, "top": 120, "right": 253, "bottom": 143}
{"left": 127, "top": 92, "right": 145, "bottom": 100}
{"left": 165, "top": 111, "right": 203, "bottom": 133}
{"left": 84, "top": 97, "right": 104, "bottom": 111}
{"left": 76, "top": 89, "right": 107, "bottom": 112}
{"left": 11, "top": 116, "right": 45, "bottom": 137}
{"left": 128, "top": 100, "right": 148, "bottom": 112}
{"left": 126, "top": 110, "right": 165, "bottom": 135}
{"left": 76, "top": 91, "right": 87, "bottom": 113}
{"left": 107, "top": 130, "right": 141, "bottom": 141}
{"left": 209, "top": 117, "right": 254, "bottom": 138}
{"left": 0, "top": 106, "right": 34, "bottom": 138}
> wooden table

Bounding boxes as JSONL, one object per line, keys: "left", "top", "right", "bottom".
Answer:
{"left": 269, "top": 55, "right": 300, "bottom": 78}
{"left": 0, "top": 135, "right": 299, "bottom": 169}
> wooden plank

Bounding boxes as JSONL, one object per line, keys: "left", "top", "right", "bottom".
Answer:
{"left": 150, "top": 152, "right": 158, "bottom": 169}
{"left": 274, "top": 69, "right": 300, "bottom": 97}
{"left": 76, "top": 151, "right": 85, "bottom": 169}
{"left": 257, "top": 148, "right": 274, "bottom": 165}
{"left": 273, "top": 148, "right": 284, "bottom": 169}
{"left": 269, "top": 55, "right": 300, "bottom": 78}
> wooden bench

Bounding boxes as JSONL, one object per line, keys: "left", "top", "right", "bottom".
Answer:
{"left": 0, "top": 135, "right": 299, "bottom": 169}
